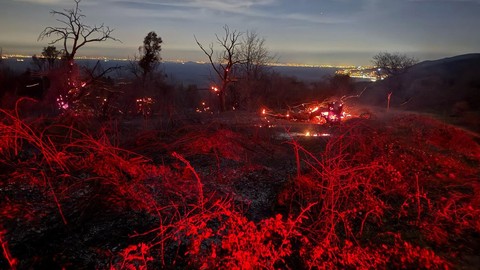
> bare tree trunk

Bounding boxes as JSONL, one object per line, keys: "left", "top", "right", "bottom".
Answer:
{"left": 195, "top": 25, "right": 241, "bottom": 112}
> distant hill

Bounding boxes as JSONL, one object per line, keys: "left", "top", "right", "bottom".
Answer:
{"left": 359, "top": 53, "right": 480, "bottom": 115}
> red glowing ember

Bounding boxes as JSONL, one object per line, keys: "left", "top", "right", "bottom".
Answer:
{"left": 136, "top": 97, "right": 154, "bottom": 117}
{"left": 261, "top": 100, "right": 349, "bottom": 125}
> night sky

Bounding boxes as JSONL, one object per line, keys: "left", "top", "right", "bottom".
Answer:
{"left": 1, "top": 0, "right": 479, "bottom": 65}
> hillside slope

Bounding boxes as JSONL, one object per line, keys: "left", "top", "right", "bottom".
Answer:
{"left": 360, "top": 53, "right": 480, "bottom": 115}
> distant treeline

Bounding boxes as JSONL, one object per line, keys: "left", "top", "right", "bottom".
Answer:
{"left": 1, "top": 58, "right": 337, "bottom": 88}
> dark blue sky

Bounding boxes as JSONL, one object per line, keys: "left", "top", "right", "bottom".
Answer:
{"left": 1, "top": 0, "right": 479, "bottom": 65}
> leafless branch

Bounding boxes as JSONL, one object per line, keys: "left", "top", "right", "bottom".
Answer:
{"left": 194, "top": 35, "right": 222, "bottom": 79}
{"left": 38, "top": 0, "right": 119, "bottom": 60}
{"left": 83, "top": 60, "right": 122, "bottom": 86}
{"left": 340, "top": 87, "right": 368, "bottom": 102}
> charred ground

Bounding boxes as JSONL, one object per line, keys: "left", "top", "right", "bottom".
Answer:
{"left": 1, "top": 105, "right": 479, "bottom": 269}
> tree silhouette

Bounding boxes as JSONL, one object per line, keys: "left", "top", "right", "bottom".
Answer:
{"left": 237, "top": 30, "right": 274, "bottom": 80}
{"left": 235, "top": 30, "right": 275, "bottom": 109}
{"left": 38, "top": 0, "right": 119, "bottom": 63}
{"left": 195, "top": 25, "right": 242, "bottom": 112}
{"left": 32, "top": 46, "right": 62, "bottom": 71}
{"left": 37, "top": 0, "right": 119, "bottom": 112}
{"left": 42, "top": 46, "right": 61, "bottom": 69}
{"left": 138, "top": 31, "right": 163, "bottom": 79}
{"left": 372, "top": 52, "right": 418, "bottom": 77}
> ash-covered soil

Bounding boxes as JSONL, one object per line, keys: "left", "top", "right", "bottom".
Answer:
{"left": 1, "top": 108, "right": 479, "bottom": 269}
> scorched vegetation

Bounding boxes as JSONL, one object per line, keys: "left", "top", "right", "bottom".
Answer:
{"left": 0, "top": 100, "right": 479, "bottom": 269}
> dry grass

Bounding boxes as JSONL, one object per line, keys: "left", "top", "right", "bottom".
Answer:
{"left": 1, "top": 104, "right": 479, "bottom": 269}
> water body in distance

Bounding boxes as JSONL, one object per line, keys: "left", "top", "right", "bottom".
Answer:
{"left": 1, "top": 58, "right": 338, "bottom": 88}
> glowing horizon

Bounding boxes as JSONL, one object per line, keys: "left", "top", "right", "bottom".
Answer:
{"left": 1, "top": 0, "right": 479, "bottom": 66}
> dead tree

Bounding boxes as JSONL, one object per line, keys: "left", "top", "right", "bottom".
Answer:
{"left": 237, "top": 30, "right": 274, "bottom": 81}
{"left": 235, "top": 30, "right": 275, "bottom": 109}
{"left": 38, "top": 0, "right": 118, "bottom": 86}
{"left": 38, "top": 0, "right": 119, "bottom": 63}
{"left": 37, "top": 0, "right": 119, "bottom": 111}
{"left": 195, "top": 25, "right": 242, "bottom": 112}
{"left": 372, "top": 52, "right": 418, "bottom": 77}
